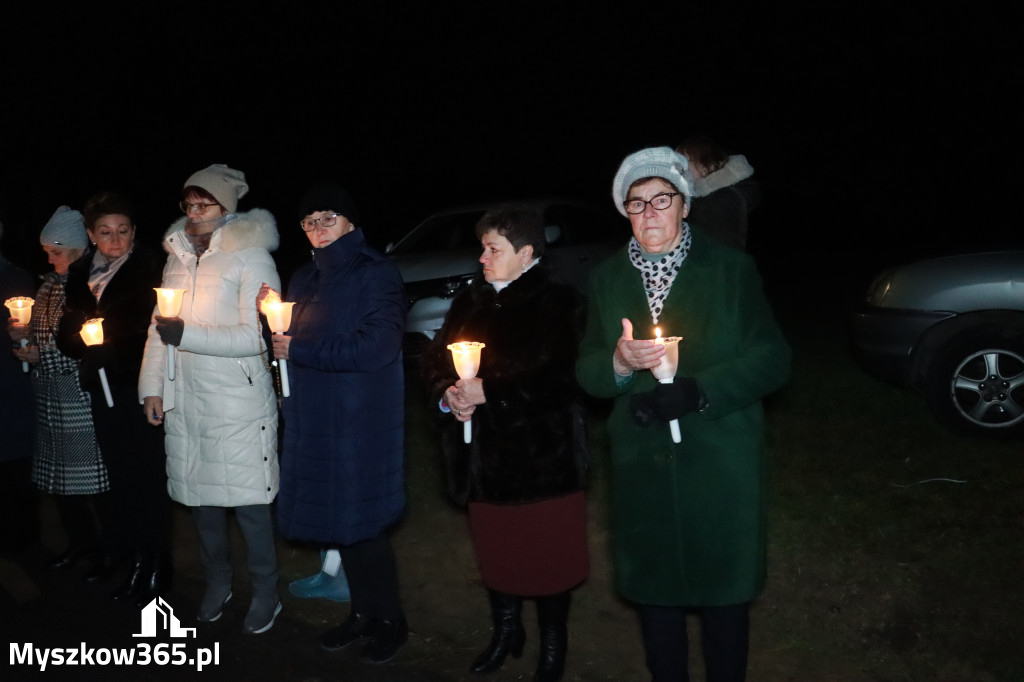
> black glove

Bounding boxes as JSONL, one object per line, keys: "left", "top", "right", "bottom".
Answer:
{"left": 155, "top": 316, "right": 184, "bottom": 346}
{"left": 629, "top": 377, "right": 706, "bottom": 427}
{"left": 82, "top": 342, "right": 114, "bottom": 367}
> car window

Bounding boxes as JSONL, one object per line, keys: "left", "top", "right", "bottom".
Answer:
{"left": 544, "top": 204, "right": 624, "bottom": 246}
{"left": 391, "top": 211, "right": 485, "bottom": 255}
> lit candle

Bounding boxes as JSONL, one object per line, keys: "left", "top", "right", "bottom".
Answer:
{"left": 259, "top": 290, "right": 295, "bottom": 398}
{"left": 154, "top": 288, "right": 187, "bottom": 381}
{"left": 651, "top": 327, "right": 683, "bottom": 444}
{"left": 4, "top": 296, "right": 35, "bottom": 373}
{"left": 446, "top": 341, "right": 486, "bottom": 443}
{"left": 79, "top": 318, "right": 114, "bottom": 408}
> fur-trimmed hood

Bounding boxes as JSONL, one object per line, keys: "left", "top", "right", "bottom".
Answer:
{"left": 162, "top": 208, "right": 280, "bottom": 254}
{"left": 693, "top": 154, "right": 755, "bottom": 197}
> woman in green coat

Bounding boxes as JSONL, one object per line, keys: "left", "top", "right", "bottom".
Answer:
{"left": 575, "top": 146, "right": 790, "bottom": 682}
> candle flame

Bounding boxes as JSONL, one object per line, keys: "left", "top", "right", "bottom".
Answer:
{"left": 655, "top": 327, "right": 662, "bottom": 340}
{"left": 260, "top": 289, "right": 282, "bottom": 315}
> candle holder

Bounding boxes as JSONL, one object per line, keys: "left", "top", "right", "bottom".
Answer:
{"left": 651, "top": 329, "right": 683, "bottom": 444}
{"left": 260, "top": 292, "right": 295, "bottom": 398}
{"left": 79, "top": 318, "right": 114, "bottom": 408}
{"left": 447, "top": 341, "right": 485, "bottom": 444}
{"left": 4, "top": 296, "right": 34, "bottom": 373}
{"left": 154, "top": 288, "right": 186, "bottom": 381}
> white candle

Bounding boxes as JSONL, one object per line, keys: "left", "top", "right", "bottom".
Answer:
{"left": 4, "top": 296, "right": 34, "bottom": 373}
{"left": 259, "top": 292, "right": 295, "bottom": 398}
{"left": 154, "top": 288, "right": 187, "bottom": 381}
{"left": 447, "top": 341, "right": 486, "bottom": 443}
{"left": 651, "top": 327, "right": 683, "bottom": 444}
{"left": 79, "top": 318, "right": 114, "bottom": 408}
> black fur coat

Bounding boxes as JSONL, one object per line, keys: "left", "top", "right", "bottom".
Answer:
{"left": 422, "top": 263, "right": 589, "bottom": 505}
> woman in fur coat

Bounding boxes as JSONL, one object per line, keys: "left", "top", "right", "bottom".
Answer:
{"left": 422, "top": 203, "right": 589, "bottom": 682}
{"left": 138, "top": 164, "right": 282, "bottom": 635}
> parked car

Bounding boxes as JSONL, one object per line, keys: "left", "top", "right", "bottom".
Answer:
{"left": 386, "top": 198, "right": 623, "bottom": 352}
{"left": 849, "top": 250, "right": 1024, "bottom": 436}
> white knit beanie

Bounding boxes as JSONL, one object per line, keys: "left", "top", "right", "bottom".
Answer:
{"left": 184, "top": 164, "right": 249, "bottom": 213}
{"left": 612, "top": 147, "right": 694, "bottom": 218}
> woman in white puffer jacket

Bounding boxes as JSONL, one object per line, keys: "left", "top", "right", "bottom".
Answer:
{"left": 139, "top": 164, "right": 282, "bottom": 635}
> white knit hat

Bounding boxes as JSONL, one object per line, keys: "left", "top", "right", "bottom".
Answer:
{"left": 39, "top": 205, "right": 88, "bottom": 248}
{"left": 184, "top": 164, "right": 249, "bottom": 213}
{"left": 611, "top": 147, "right": 694, "bottom": 218}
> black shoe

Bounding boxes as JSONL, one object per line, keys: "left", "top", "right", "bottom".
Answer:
{"left": 360, "top": 617, "right": 409, "bottom": 664}
{"left": 534, "top": 592, "right": 571, "bottom": 682}
{"left": 471, "top": 591, "right": 525, "bottom": 674}
{"left": 134, "top": 554, "right": 173, "bottom": 608}
{"left": 112, "top": 553, "right": 149, "bottom": 602}
{"left": 318, "top": 612, "right": 378, "bottom": 651}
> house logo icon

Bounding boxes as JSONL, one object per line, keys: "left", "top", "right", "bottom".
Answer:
{"left": 133, "top": 597, "right": 197, "bottom": 638}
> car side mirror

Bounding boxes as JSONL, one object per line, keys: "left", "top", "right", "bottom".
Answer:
{"left": 544, "top": 225, "right": 561, "bottom": 244}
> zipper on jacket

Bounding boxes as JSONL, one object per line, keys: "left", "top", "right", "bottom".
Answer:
{"left": 237, "top": 360, "right": 254, "bottom": 386}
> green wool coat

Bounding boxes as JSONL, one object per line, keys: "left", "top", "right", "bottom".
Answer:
{"left": 576, "top": 228, "right": 790, "bottom": 606}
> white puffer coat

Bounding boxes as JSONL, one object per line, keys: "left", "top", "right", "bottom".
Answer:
{"left": 138, "top": 209, "right": 281, "bottom": 507}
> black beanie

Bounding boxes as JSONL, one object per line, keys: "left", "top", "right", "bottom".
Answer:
{"left": 297, "top": 182, "right": 359, "bottom": 224}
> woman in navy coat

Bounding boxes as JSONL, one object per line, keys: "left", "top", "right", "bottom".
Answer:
{"left": 263, "top": 182, "right": 409, "bottom": 664}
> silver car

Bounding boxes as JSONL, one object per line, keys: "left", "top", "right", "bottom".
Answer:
{"left": 386, "top": 198, "right": 623, "bottom": 351}
{"left": 849, "top": 250, "right": 1024, "bottom": 435}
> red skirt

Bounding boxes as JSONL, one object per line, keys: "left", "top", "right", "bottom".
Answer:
{"left": 468, "top": 491, "right": 589, "bottom": 596}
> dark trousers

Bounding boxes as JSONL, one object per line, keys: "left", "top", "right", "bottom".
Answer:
{"left": 53, "top": 494, "right": 102, "bottom": 552}
{"left": 638, "top": 602, "right": 750, "bottom": 682}
{"left": 0, "top": 457, "right": 39, "bottom": 551}
{"left": 338, "top": 534, "right": 404, "bottom": 621}
{"left": 90, "top": 386, "right": 170, "bottom": 558}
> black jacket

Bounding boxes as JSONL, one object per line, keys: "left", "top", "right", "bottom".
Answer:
{"left": 56, "top": 244, "right": 164, "bottom": 393}
{"left": 422, "top": 263, "right": 589, "bottom": 505}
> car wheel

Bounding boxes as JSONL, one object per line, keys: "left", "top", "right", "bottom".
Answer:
{"left": 924, "top": 327, "right": 1024, "bottom": 436}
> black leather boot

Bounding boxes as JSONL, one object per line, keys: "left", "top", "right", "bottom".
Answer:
{"left": 534, "top": 592, "right": 571, "bottom": 682}
{"left": 470, "top": 590, "right": 525, "bottom": 674}
{"left": 111, "top": 551, "right": 149, "bottom": 601}
{"left": 134, "top": 552, "right": 173, "bottom": 607}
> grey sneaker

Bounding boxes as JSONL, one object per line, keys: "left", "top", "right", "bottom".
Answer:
{"left": 197, "top": 587, "right": 232, "bottom": 623}
{"left": 242, "top": 599, "right": 282, "bottom": 635}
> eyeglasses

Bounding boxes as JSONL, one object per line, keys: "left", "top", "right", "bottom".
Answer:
{"left": 300, "top": 213, "right": 341, "bottom": 232}
{"left": 623, "top": 192, "right": 680, "bottom": 215}
{"left": 180, "top": 201, "right": 220, "bottom": 214}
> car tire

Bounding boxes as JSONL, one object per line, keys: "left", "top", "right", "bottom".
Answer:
{"left": 923, "top": 324, "right": 1024, "bottom": 436}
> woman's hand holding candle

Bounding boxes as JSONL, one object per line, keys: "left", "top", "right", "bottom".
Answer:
{"left": 614, "top": 318, "right": 665, "bottom": 375}
{"left": 445, "top": 379, "right": 484, "bottom": 422}
{"left": 271, "top": 333, "right": 292, "bottom": 361}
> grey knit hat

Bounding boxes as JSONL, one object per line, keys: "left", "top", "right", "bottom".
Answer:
{"left": 184, "top": 164, "right": 249, "bottom": 213}
{"left": 39, "top": 205, "right": 88, "bottom": 248}
{"left": 611, "top": 146, "right": 694, "bottom": 218}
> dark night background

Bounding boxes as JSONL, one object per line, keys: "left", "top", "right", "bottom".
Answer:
{"left": 1, "top": 3, "right": 1020, "bottom": 293}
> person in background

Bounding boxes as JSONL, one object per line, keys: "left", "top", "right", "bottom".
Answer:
{"left": 138, "top": 164, "right": 282, "bottom": 634}
{"left": 575, "top": 147, "right": 790, "bottom": 682}
{"left": 422, "top": 204, "right": 589, "bottom": 682}
{"left": 56, "top": 191, "right": 170, "bottom": 605}
{"left": 9, "top": 206, "right": 108, "bottom": 570}
{"left": 0, "top": 218, "right": 40, "bottom": 553}
{"left": 263, "top": 181, "right": 408, "bottom": 664}
{"left": 675, "top": 135, "right": 761, "bottom": 252}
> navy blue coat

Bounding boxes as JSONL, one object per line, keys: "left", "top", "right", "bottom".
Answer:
{"left": 276, "top": 228, "right": 407, "bottom": 545}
